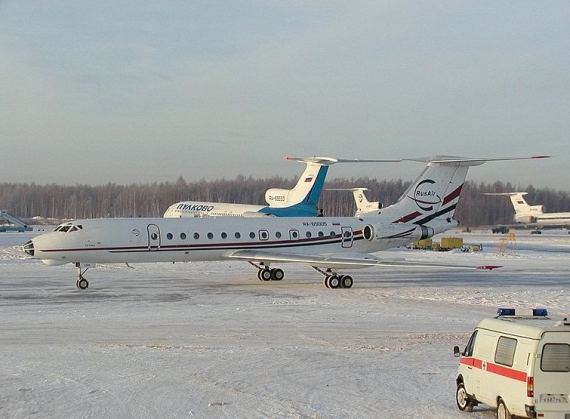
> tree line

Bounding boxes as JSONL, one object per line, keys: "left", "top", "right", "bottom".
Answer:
{"left": 1, "top": 176, "right": 569, "bottom": 227}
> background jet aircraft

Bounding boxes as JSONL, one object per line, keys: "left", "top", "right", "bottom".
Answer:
{"left": 484, "top": 192, "right": 570, "bottom": 228}
{"left": 22, "top": 156, "right": 547, "bottom": 290}
{"left": 163, "top": 156, "right": 401, "bottom": 218}
{"left": 328, "top": 188, "right": 383, "bottom": 216}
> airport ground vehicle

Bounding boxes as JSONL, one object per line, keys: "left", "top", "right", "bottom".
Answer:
{"left": 454, "top": 308, "right": 570, "bottom": 419}
{"left": 492, "top": 225, "right": 510, "bottom": 234}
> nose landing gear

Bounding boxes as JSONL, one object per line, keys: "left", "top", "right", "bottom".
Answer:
{"left": 75, "top": 263, "right": 89, "bottom": 289}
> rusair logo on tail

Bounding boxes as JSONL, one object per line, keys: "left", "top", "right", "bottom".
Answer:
{"left": 408, "top": 179, "right": 442, "bottom": 211}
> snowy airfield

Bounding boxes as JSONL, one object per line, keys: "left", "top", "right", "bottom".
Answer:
{"left": 1, "top": 228, "right": 569, "bottom": 419}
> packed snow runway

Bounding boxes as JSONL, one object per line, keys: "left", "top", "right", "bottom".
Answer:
{"left": 1, "top": 229, "right": 569, "bottom": 418}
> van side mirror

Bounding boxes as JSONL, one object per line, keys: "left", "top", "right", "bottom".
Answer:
{"left": 453, "top": 345, "right": 461, "bottom": 357}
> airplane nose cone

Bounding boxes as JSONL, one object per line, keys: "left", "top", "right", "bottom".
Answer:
{"left": 22, "top": 240, "right": 34, "bottom": 257}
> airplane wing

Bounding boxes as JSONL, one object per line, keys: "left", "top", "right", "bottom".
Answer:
{"left": 226, "top": 249, "right": 500, "bottom": 270}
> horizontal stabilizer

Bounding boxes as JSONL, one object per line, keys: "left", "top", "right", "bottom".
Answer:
{"left": 404, "top": 155, "right": 550, "bottom": 166}
{"left": 482, "top": 192, "right": 528, "bottom": 196}
{"left": 285, "top": 156, "right": 402, "bottom": 165}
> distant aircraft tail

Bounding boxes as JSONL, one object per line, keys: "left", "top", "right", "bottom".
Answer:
{"left": 327, "top": 188, "right": 383, "bottom": 216}
{"left": 264, "top": 159, "right": 331, "bottom": 214}
{"left": 263, "top": 156, "right": 400, "bottom": 217}
{"left": 483, "top": 192, "right": 545, "bottom": 223}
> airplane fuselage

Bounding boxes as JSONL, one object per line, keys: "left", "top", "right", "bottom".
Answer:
{"left": 26, "top": 216, "right": 450, "bottom": 266}
{"left": 531, "top": 213, "right": 570, "bottom": 226}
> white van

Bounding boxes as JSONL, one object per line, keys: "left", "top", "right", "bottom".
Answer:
{"left": 454, "top": 308, "right": 570, "bottom": 419}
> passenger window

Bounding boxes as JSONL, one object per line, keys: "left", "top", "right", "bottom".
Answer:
{"left": 495, "top": 336, "right": 517, "bottom": 367}
{"left": 207, "top": 232, "right": 213, "bottom": 239}
{"left": 541, "top": 344, "right": 570, "bottom": 372}
{"left": 194, "top": 233, "right": 200, "bottom": 239}
{"left": 306, "top": 231, "right": 312, "bottom": 238}
{"left": 275, "top": 231, "right": 282, "bottom": 239}
{"left": 180, "top": 233, "right": 187, "bottom": 240}
{"left": 463, "top": 331, "right": 478, "bottom": 357}
{"left": 221, "top": 232, "right": 227, "bottom": 239}
{"left": 235, "top": 232, "right": 241, "bottom": 239}
{"left": 166, "top": 233, "right": 173, "bottom": 240}
{"left": 249, "top": 232, "right": 255, "bottom": 239}
{"left": 318, "top": 231, "right": 324, "bottom": 238}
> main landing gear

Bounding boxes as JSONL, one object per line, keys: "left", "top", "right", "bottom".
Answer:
{"left": 248, "top": 262, "right": 285, "bottom": 282}
{"left": 75, "top": 262, "right": 89, "bottom": 290}
{"left": 247, "top": 262, "right": 354, "bottom": 289}
{"left": 312, "top": 267, "right": 353, "bottom": 289}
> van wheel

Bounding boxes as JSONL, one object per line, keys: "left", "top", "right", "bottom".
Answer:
{"left": 497, "top": 399, "right": 510, "bottom": 419}
{"left": 456, "top": 383, "right": 473, "bottom": 412}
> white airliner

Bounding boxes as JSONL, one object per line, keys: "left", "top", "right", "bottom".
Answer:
{"left": 163, "top": 156, "right": 400, "bottom": 218}
{"left": 22, "top": 156, "right": 547, "bottom": 290}
{"left": 484, "top": 192, "right": 570, "bottom": 226}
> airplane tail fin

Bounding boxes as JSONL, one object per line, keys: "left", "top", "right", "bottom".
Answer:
{"left": 265, "top": 156, "right": 401, "bottom": 216}
{"left": 328, "top": 188, "right": 383, "bottom": 216}
{"left": 264, "top": 159, "right": 332, "bottom": 214}
{"left": 483, "top": 192, "right": 546, "bottom": 223}
{"left": 380, "top": 156, "right": 548, "bottom": 230}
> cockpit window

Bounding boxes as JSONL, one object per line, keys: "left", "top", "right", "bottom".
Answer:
{"left": 54, "top": 223, "right": 82, "bottom": 233}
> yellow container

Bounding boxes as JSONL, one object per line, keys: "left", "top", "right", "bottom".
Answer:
{"left": 441, "top": 237, "right": 463, "bottom": 249}
{"left": 413, "top": 238, "right": 433, "bottom": 249}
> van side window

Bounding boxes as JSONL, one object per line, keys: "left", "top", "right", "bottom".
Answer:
{"left": 464, "top": 331, "right": 478, "bottom": 356}
{"left": 495, "top": 336, "right": 517, "bottom": 367}
{"left": 541, "top": 344, "right": 570, "bottom": 372}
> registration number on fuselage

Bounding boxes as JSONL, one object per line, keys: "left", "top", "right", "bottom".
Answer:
{"left": 302, "top": 222, "right": 328, "bottom": 227}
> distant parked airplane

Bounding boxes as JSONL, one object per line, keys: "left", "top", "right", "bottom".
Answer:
{"left": 484, "top": 192, "right": 570, "bottom": 228}
{"left": 328, "top": 188, "right": 383, "bottom": 217}
{"left": 22, "top": 156, "right": 548, "bottom": 290}
{"left": 163, "top": 156, "right": 401, "bottom": 218}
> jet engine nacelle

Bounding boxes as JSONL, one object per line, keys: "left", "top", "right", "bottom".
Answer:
{"left": 265, "top": 188, "right": 290, "bottom": 207}
{"left": 362, "top": 223, "right": 435, "bottom": 242}
{"left": 514, "top": 214, "right": 538, "bottom": 224}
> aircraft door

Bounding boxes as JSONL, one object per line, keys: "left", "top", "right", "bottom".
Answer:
{"left": 341, "top": 227, "right": 353, "bottom": 248}
{"left": 147, "top": 224, "right": 161, "bottom": 250}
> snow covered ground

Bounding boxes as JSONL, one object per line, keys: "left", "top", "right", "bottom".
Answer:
{"left": 0, "top": 228, "right": 569, "bottom": 418}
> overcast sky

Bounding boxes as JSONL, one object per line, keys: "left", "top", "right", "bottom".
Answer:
{"left": 0, "top": 1, "right": 567, "bottom": 189}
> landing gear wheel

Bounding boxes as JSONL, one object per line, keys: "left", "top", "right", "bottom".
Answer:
{"left": 271, "top": 268, "right": 284, "bottom": 281}
{"left": 260, "top": 268, "right": 272, "bottom": 281}
{"left": 455, "top": 383, "right": 473, "bottom": 412}
{"left": 341, "top": 275, "right": 353, "bottom": 289}
{"left": 328, "top": 275, "right": 340, "bottom": 289}
{"left": 77, "top": 277, "right": 89, "bottom": 290}
{"left": 324, "top": 276, "right": 331, "bottom": 288}
{"left": 497, "top": 399, "right": 510, "bottom": 419}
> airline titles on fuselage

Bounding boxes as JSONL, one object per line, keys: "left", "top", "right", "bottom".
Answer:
{"left": 174, "top": 203, "right": 215, "bottom": 212}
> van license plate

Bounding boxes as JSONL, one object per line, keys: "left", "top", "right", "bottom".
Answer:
{"left": 540, "top": 394, "right": 569, "bottom": 403}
